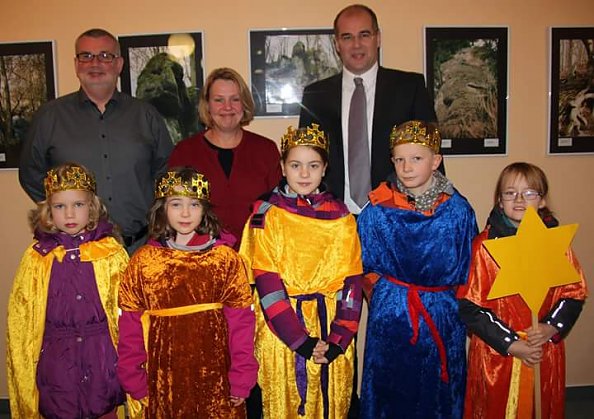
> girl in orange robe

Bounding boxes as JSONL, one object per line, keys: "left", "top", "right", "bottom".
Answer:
{"left": 457, "top": 162, "right": 587, "bottom": 419}
{"left": 117, "top": 167, "right": 257, "bottom": 418}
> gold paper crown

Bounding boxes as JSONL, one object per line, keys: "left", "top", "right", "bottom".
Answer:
{"left": 44, "top": 165, "right": 96, "bottom": 197}
{"left": 389, "top": 120, "right": 441, "bottom": 154}
{"left": 155, "top": 171, "right": 210, "bottom": 200}
{"left": 280, "top": 124, "right": 329, "bottom": 154}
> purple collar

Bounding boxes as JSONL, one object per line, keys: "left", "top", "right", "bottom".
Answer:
{"left": 33, "top": 220, "right": 114, "bottom": 256}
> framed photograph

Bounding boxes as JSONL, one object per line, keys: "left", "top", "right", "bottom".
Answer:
{"left": 425, "top": 27, "right": 508, "bottom": 155}
{"left": 549, "top": 27, "right": 594, "bottom": 154}
{"left": 119, "top": 32, "right": 204, "bottom": 144}
{"left": 0, "top": 41, "right": 56, "bottom": 169}
{"left": 250, "top": 28, "right": 342, "bottom": 117}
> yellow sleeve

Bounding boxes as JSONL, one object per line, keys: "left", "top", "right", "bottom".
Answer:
{"left": 118, "top": 247, "right": 149, "bottom": 312}
{"left": 90, "top": 238, "right": 130, "bottom": 347}
{"left": 238, "top": 217, "right": 259, "bottom": 285}
{"left": 7, "top": 247, "right": 52, "bottom": 419}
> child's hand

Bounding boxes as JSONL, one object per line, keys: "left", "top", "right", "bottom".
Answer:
{"left": 525, "top": 323, "right": 558, "bottom": 347}
{"left": 312, "top": 340, "right": 329, "bottom": 364}
{"left": 229, "top": 396, "right": 245, "bottom": 407}
{"left": 508, "top": 340, "right": 543, "bottom": 367}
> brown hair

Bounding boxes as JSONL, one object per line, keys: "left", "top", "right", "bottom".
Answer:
{"left": 75, "top": 28, "right": 120, "bottom": 55}
{"left": 333, "top": 4, "right": 380, "bottom": 35}
{"left": 28, "top": 163, "right": 112, "bottom": 235}
{"left": 281, "top": 145, "right": 329, "bottom": 165}
{"left": 494, "top": 162, "right": 553, "bottom": 218}
{"left": 198, "top": 67, "right": 254, "bottom": 128}
{"left": 148, "top": 167, "right": 221, "bottom": 241}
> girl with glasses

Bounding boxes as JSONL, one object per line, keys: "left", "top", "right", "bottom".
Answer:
{"left": 457, "top": 162, "right": 588, "bottom": 418}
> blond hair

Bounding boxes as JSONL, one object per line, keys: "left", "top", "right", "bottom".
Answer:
{"left": 28, "top": 163, "right": 112, "bottom": 235}
{"left": 198, "top": 68, "right": 254, "bottom": 128}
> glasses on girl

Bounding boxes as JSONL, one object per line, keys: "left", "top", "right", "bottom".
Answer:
{"left": 500, "top": 190, "right": 541, "bottom": 201}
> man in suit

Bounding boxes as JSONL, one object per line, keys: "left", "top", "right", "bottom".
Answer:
{"left": 299, "top": 4, "right": 437, "bottom": 214}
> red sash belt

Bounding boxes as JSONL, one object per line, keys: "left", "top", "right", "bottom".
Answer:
{"left": 385, "top": 275, "right": 450, "bottom": 383}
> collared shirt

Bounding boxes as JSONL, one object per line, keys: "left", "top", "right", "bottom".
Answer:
{"left": 340, "top": 62, "right": 378, "bottom": 214}
{"left": 19, "top": 89, "right": 173, "bottom": 236}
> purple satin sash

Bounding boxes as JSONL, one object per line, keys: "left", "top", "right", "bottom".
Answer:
{"left": 293, "top": 292, "right": 329, "bottom": 418}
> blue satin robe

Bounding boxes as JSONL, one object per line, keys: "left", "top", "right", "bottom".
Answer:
{"left": 358, "top": 189, "right": 476, "bottom": 419}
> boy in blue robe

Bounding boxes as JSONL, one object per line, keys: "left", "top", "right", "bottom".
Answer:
{"left": 358, "top": 120, "right": 477, "bottom": 418}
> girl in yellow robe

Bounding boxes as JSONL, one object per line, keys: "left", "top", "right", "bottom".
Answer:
{"left": 7, "top": 163, "right": 128, "bottom": 418}
{"left": 240, "top": 125, "right": 363, "bottom": 418}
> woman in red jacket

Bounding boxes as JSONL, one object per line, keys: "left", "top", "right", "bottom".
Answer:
{"left": 169, "top": 68, "right": 281, "bottom": 247}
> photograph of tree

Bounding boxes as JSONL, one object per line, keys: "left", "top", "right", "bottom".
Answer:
{"left": 119, "top": 33, "right": 204, "bottom": 144}
{"left": 250, "top": 29, "right": 341, "bottom": 117}
{"left": 549, "top": 27, "right": 594, "bottom": 154}
{"left": 426, "top": 27, "right": 508, "bottom": 155}
{"left": 0, "top": 41, "right": 55, "bottom": 169}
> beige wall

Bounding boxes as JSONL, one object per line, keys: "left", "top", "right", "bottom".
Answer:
{"left": 1, "top": 0, "right": 593, "bottom": 397}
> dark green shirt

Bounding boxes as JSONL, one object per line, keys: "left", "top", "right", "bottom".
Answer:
{"left": 19, "top": 89, "right": 173, "bottom": 236}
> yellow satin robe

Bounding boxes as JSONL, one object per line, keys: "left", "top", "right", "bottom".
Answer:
{"left": 6, "top": 237, "right": 128, "bottom": 418}
{"left": 240, "top": 206, "right": 362, "bottom": 419}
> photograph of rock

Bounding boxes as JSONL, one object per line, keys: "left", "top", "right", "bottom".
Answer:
{"left": 119, "top": 32, "right": 204, "bottom": 144}
{"left": 250, "top": 29, "right": 341, "bottom": 117}
{"left": 425, "top": 27, "right": 508, "bottom": 155}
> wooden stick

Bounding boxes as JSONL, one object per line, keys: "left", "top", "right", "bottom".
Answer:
{"left": 532, "top": 312, "right": 541, "bottom": 419}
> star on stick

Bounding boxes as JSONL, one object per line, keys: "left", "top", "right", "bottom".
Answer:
{"left": 484, "top": 206, "right": 580, "bottom": 313}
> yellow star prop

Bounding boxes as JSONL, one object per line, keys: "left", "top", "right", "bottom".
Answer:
{"left": 484, "top": 206, "right": 580, "bottom": 313}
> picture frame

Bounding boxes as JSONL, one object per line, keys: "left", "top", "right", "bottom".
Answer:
{"left": 119, "top": 32, "right": 204, "bottom": 144}
{"left": 0, "top": 41, "right": 56, "bottom": 169}
{"left": 249, "top": 28, "right": 342, "bottom": 117}
{"left": 548, "top": 27, "right": 594, "bottom": 154}
{"left": 425, "top": 27, "right": 508, "bottom": 155}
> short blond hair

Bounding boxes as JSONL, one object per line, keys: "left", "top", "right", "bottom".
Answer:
{"left": 198, "top": 68, "right": 254, "bottom": 128}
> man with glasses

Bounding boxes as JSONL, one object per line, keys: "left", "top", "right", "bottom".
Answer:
{"left": 299, "top": 4, "right": 437, "bottom": 215}
{"left": 19, "top": 28, "right": 173, "bottom": 253}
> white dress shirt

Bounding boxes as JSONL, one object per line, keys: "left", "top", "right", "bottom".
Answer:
{"left": 340, "top": 62, "right": 378, "bottom": 214}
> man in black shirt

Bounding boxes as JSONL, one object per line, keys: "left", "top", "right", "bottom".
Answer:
{"left": 19, "top": 28, "right": 173, "bottom": 252}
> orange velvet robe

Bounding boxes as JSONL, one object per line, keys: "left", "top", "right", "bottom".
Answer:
{"left": 457, "top": 228, "right": 588, "bottom": 419}
{"left": 119, "top": 244, "right": 253, "bottom": 418}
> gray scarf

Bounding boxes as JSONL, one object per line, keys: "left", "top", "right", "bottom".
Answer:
{"left": 395, "top": 170, "right": 454, "bottom": 212}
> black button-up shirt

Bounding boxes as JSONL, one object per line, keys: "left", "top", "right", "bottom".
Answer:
{"left": 19, "top": 89, "right": 173, "bottom": 236}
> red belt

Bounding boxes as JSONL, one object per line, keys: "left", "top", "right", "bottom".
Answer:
{"left": 386, "top": 275, "right": 450, "bottom": 383}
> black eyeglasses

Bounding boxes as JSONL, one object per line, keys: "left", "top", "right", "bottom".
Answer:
{"left": 500, "top": 190, "right": 541, "bottom": 201}
{"left": 75, "top": 52, "right": 119, "bottom": 63}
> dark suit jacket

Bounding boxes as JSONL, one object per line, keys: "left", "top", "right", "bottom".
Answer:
{"left": 299, "top": 66, "right": 437, "bottom": 200}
